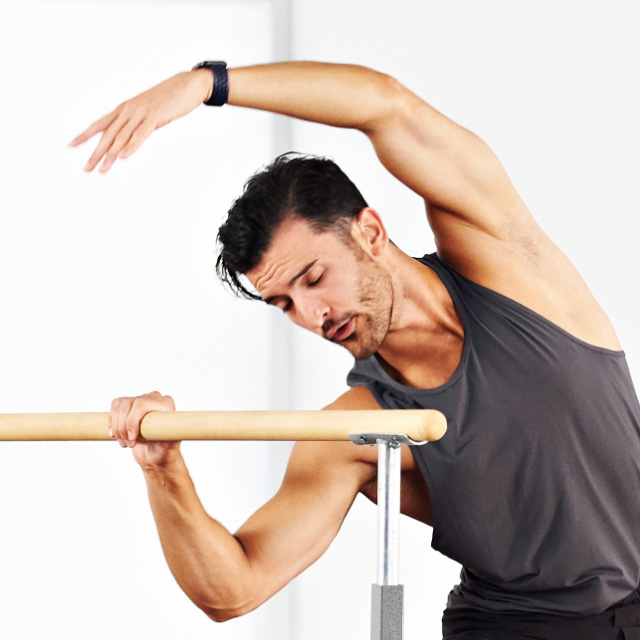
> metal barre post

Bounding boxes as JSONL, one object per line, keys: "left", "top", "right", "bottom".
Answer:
{"left": 378, "top": 437, "right": 402, "bottom": 587}
{"left": 350, "top": 433, "right": 429, "bottom": 640}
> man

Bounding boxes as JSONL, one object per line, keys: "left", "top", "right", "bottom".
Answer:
{"left": 72, "top": 62, "right": 640, "bottom": 639}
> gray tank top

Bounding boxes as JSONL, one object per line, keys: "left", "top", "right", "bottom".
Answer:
{"left": 347, "top": 253, "right": 640, "bottom": 615}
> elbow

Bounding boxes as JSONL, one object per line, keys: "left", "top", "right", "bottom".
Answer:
{"left": 205, "top": 608, "right": 238, "bottom": 623}
{"left": 377, "top": 71, "right": 408, "bottom": 101}
{"left": 188, "top": 541, "right": 263, "bottom": 623}
{"left": 361, "top": 71, "right": 413, "bottom": 134}
{"left": 196, "top": 584, "right": 261, "bottom": 623}
{"left": 204, "top": 602, "right": 256, "bottom": 623}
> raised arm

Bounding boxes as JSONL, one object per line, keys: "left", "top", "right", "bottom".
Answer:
{"left": 71, "top": 62, "right": 525, "bottom": 238}
{"left": 74, "top": 62, "right": 616, "bottom": 346}
{"left": 229, "top": 63, "right": 525, "bottom": 238}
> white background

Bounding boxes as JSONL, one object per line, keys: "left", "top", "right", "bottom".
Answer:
{"left": 0, "top": 1, "right": 639, "bottom": 639}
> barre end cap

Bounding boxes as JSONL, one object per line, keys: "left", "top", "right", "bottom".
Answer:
{"left": 417, "top": 410, "right": 447, "bottom": 442}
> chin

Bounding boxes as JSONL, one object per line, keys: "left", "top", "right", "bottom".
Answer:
{"left": 342, "top": 335, "right": 379, "bottom": 361}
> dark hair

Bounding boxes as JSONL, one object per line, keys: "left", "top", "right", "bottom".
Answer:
{"left": 215, "top": 152, "right": 368, "bottom": 299}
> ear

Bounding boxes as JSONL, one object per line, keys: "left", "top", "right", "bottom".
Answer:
{"left": 352, "top": 207, "right": 389, "bottom": 256}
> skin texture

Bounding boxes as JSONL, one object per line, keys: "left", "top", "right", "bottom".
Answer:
{"left": 247, "top": 212, "right": 395, "bottom": 361}
{"left": 77, "top": 62, "right": 622, "bottom": 621}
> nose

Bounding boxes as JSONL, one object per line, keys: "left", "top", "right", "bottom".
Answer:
{"left": 296, "top": 295, "right": 329, "bottom": 332}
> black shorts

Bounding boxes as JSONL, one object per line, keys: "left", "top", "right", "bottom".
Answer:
{"left": 442, "top": 589, "right": 640, "bottom": 640}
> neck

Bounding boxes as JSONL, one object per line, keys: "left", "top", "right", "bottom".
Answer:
{"left": 376, "top": 248, "right": 464, "bottom": 387}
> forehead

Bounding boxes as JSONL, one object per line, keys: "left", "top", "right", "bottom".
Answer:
{"left": 246, "top": 217, "right": 350, "bottom": 294}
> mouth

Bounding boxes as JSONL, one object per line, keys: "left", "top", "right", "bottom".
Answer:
{"left": 326, "top": 317, "right": 355, "bottom": 342}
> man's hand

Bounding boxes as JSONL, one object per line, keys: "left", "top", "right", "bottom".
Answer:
{"left": 70, "top": 69, "right": 213, "bottom": 173}
{"left": 109, "top": 391, "right": 180, "bottom": 467}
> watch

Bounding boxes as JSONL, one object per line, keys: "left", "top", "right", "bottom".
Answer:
{"left": 192, "top": 61, "right": 229, "bottom": 106}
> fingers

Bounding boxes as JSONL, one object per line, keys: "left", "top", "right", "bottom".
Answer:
{"left": 69, "top": 111, "right": 118, "bottom": 148}
{"left": 84, "top": 110, "right": 143, "bottom": 173}
{"left": 109, "top": 396, "right": 139, "bottom": 448}
{"left": 69, "top": 115, "right": 119, "bottom": 172}
{"left": 71, "top": 107, "right": 151, "bottom": 173}
{"left": 71, "top": 71, "right": 207, "bottom": 173}
{"left": 70, "top": 112, "right": 123, "bottom": 172}
{"left": 95, "top": 115, "right": 141, "bottom": 173}
{"left": 109, "top": 391, "right": 175, "bottom": 448}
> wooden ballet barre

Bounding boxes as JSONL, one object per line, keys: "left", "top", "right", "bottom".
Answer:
{"left": 0, "top": 409, "right": 447, "bottom": 442}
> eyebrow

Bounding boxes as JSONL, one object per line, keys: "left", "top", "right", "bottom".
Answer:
{"left": 262, "top": 259, "right": 318, "bottom": 305}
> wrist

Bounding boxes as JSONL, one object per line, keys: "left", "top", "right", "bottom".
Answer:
{"left": 190, "top": 67, "right": 215, "bottom": 103}
{"left": 139, "top": 445, "right": 184, "bottom": 476}
{"left": 191, "top": 61, "right": 229, "bottom": 106}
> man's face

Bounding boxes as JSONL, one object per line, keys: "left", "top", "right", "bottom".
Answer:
{"left": 246, "top": 216, "right": 393, "bottom": 360}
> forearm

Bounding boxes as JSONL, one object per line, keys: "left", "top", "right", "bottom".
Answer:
{"left": 75, "top": 58, "right": 497, "bottom": 222}
{"left": 223, "top": 61, "right": 403, "bottom": 134}
{"left": 142, "top": 455, "right": 255, "bottom": 621}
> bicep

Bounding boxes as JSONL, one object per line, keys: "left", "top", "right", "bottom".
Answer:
{"left": 233, "top": 438, "right": 375, "bottom": 613}
{"left": 231, "top": 388, "right": 380, "bottom": 611}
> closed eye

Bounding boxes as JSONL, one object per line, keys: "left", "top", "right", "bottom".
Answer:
{"left": 264, "top": 296, "right": 292, "bottom": 313}
{"left": 308, "top": 275, "right": 322, "bottom": 287}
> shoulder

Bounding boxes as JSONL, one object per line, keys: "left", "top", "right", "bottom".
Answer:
{"left": 435, "top": 211, "right": 621, "bottom": 350}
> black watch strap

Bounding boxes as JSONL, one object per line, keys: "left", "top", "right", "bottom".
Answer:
{"left": 192, "top": 61, "right": 229, "bottom": 106}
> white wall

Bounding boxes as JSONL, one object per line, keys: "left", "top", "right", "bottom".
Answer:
{"left": 0, "top": 2, "right": 295, "bottom": 639}
{"left": 287, "top": 2, "right": 640, "bottom": 639}
{"left": 1, "top": 2, "right": 639, "bottom": 640}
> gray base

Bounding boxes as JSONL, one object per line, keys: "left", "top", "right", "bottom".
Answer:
{"left": 371, "top": 584, "right": 404, "bottom": 640}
